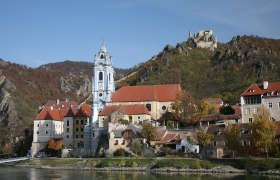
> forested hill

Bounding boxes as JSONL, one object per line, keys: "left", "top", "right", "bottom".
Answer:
{"left": 118, "top": 35, "right": 280, "bottom": 104}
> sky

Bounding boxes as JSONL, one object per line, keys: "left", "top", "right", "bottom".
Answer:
{"left": 0, "top": 0, "right": 279, "bottom": 68}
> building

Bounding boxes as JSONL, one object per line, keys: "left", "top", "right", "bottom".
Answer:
{"left": 31, "top": 99, "right": 78, "bottom": 157}
{"left": 241, "top": 81, "right": 280, "bottom": 123}
{"left": 109, "top": 84, "right": 182, "bottom": 120}
{"left": 98, "top": 104, "right": 151, "bottom": 127}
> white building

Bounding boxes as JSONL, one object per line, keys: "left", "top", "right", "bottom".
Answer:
{"left": 241, "top": 81, "right": 280, "bottom": 123}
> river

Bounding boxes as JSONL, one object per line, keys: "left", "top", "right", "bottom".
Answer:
{"left": 0, "top": 167, "right": 277, "bottom": 180}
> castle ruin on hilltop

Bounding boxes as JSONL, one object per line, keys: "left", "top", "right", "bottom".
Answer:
{"left": 187, "top": 30, "right": 217, "bottom": 51}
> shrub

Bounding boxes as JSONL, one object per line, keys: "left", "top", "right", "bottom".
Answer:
{"left": 113, "top": 148, "right": 130, "bottom": 157}
{"left": 97, "top": 160, "right": 112, "bottom": 168}
{"left": 118, "top": 160, "right": 126, "bottom": 167}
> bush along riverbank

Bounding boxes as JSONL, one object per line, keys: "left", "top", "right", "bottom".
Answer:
{"left": 16, "top": 157, "right": 280, "bottom": 175}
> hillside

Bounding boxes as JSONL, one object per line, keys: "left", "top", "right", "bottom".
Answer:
{"left": 118, "top": 35, "right": 280, "bottom": 103}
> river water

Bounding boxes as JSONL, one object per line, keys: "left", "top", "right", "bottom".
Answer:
{"left": 0, "top": 167, "right": 277, "bottom": 180}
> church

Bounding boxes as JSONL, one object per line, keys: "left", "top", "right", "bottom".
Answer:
{"left": 31, "top": 42, "right": 181, "bottom": 157}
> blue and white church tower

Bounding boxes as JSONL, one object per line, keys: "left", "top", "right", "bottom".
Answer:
{"left": 91, "top": 41, "right": 115, "bottom": 127}
{"left": 84, "top": 41, "right": 114, "bottom": 156}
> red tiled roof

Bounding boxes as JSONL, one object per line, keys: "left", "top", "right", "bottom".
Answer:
{"left": 99, "top": 104, "right": 150, "bottom": 116}
{"left": 206, "top": 98, "right": 223, "bottom": 106}
{"left": 44, "top": 100, "right": 78, "bottom": 109}
{"left": 36, "top": 108, "right": 68, "bottom": 121}
{"left": 156, "top": 130, "right": 167, "bottom": 141}
{"left": 75, "top": 104, "right": 92, "bottom": 117}
{"left": 111, "top": 84, "right": 181, "bottom": 102}
{"left": 36, "top": 101, "right": 92, "bottom": 120}
{"left": 241, "top": 82, "right": 280, "bottom": 96}
{"left": 200, "top": 114, "right": 241, "bottom": 122}
{"left": 156, "top": 132, "right": 186, "bottom": 144}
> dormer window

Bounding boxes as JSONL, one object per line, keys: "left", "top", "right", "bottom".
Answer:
{"left": 249, "top": 89, "right": 254, "bottom": 93}
{"left": 100, "top": 54, "right": 104, "bottom": 59}
{"left": 267, "top": 92, "right": 272, "bottom": 96}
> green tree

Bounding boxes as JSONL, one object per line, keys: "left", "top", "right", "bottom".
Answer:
{"left": 220, "top": 105, "right": 235, "bottom": 115}
{"left": 250, "top": 107, "right": 276, "bottom": 158}
{"left": 130, "top": 139, "right": 143, "bottom": 155}
{"left": 141, "top": 123, "right": 157, "bottom": 144}
{"left": 171, "top": 90, "right": 197, "bottom": 124}
{"left": 196, "top": 129, "right": 213, "bottom": 155}
{"left": 225, "top": 123, "right": 241, "bottom": 158}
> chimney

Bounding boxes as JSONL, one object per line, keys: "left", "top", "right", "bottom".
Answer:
{"left": 65, "top": 98, "right": 69, "bottom": 102}
{"left": 56, "top": 99, "right": 60, "bottom": 105}
{"left": 263, "top": 81, "right": 268, "bottom": 90}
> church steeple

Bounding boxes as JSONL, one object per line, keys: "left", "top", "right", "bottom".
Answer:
{"left": 91, "top": 41, "right": 115, "bottom": 127}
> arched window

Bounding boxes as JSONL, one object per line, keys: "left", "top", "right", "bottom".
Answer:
{"left": 109, "top": 73, "right": 111, "bottom": 81}
{"left": 99, "top": 72, "right": 103, "bottom": 81}
{"left": 146, "top": 104, "right": 151, "bottom": 111}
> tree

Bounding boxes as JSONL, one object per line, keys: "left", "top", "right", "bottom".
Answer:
{"left": 225, "top": 123, "right": 241, "bottom": 158}
{"left": 141, "top": 123, "right": 157, "bottom": 144}
{"left": 196, "top": 128, "right": 213, "bottom": 156}
{"left": 250, "top": 107, "right": 276, "bottom": 158}
{"left": 197, "top": 99, "right": 219, "bottom": 118}
{"left": 47, "top": 139, "right": 64, "bottom": 151}
{"left": 130, "top": 139, "right": 143, "bottom": 155}
{"left": 220, "top": 105, "right": 235, "bottom": 115}
{"left": 171, "top": 90, "right": 197, "bottom": 124}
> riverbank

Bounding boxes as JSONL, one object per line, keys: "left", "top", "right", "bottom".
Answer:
{"left": 15, "top": 157, "right": 280, "bottom": 175}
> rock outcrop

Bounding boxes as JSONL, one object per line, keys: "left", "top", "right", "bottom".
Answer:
{"left": 187, "top": 30, "right": 218, "bottom": 51}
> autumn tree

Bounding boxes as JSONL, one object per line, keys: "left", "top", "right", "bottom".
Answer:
{"left": 141, "top": 123, "right": 157, "bottom": 145}
{"left": 196, "top": 128, "right": 213, "bottom": 155}
{"left": 171, "top": 90, "right": 197, "bottom": 125}
{"left": 250, "top": 107, "right": 276, "bottom": 158}
{"left": 47, "top": 139, "right": 64, "bottom": 151}
{"left": 225, "top": 123, "right": 241, "bottom": 158}
{"left": 197, "top": 99, "right": 219, "bottom": 118}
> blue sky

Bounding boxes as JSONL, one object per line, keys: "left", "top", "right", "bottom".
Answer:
{"left": 0, "top": 0, "right": 279, "bottom": 68}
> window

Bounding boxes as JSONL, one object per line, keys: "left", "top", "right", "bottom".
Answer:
{"left": 121, "top": 140, "right": 125, "bottom": 145}
{"left": 249, "top": 118, "right": 253, "bottom": 123}
{"left": 46, "top": 124, "right": 48, "bottom": 127}
{"left": 162, "top": 105, "right": 167, "bottom": 111}
{"left": 244, "top": 96, "right": 261, "bottom": 104}
{"left": 114, "top": 140, "right": 118, "bottom": 145}
{"left": 67, "top": 128, "right": 69, "bottom": 132}
{"left": 213, "top": 141, "right": 216, "bottom": 147}
{"left": 67, "top": 120, "right": 69, "bottom": 126}
{"left": 81, "top": 120, "right": 84, "bottom": 125}
{"left": 37, "top": 124, "right": 39, "bottom": 127}
{"left": 81, "top": 128, "right": 84, "bottom": 132}
{"left": 81, "top": 135, "right": 83, "bottom": 138}
{"left": 76, "top": 120, "right": 79, "bottom": 125}
{"left": 245, "top": 108, "right": 250, "bottom": 115}
{"left": 129, "top": 116, "right": 132, "bottom": 122}
{"left": 66, "top": 135, "right": 69, "bottom": 138}
{"left": 146, "top": 104, "right": 151, "bottom": 111}
{"left": 278, "top": 102, "right": 280, "bottom": 108}
{"left": 243, "top": 140, "right": 250, "bottom": 146}
{"left": 75, "top": 135, "right": 78, "bottom": 138}
{"left": 76, "top": 128, "right": 79, "bottom": 132}
{"left": 253, "top": 108, "right": 258, "bottom": 114}
{"left": 109, "top": 73, "right": 111, "bottom": 81}
{"left": 99, "top": 72, "right": 103, "bottom": 81}
{"left": 138, "top": 116, "right": 140, "bottom": 119}
{"left": 235, "top": 119, "right": 239, "bottom": 123}
{"left": 37, "top": 131, "right": 39, "bottom": 134}
{"left": 93, "top": 133, "right": 95, "bottom": 138}
{"left": 268, "top": 102, "right": 272, "bottom": 109}
{"left": 99, "top": 93, "right": 102, "bottom": 97}
{"left": 46, "top": 131, "right": 48, "bottom": 134}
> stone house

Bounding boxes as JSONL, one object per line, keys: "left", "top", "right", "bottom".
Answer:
{"left": 98, "top": 104, "right": 151, "bottom": 127}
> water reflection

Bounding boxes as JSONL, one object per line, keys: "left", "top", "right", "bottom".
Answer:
{"left": 0, "top": 167, "right": 278, "bottom": 180}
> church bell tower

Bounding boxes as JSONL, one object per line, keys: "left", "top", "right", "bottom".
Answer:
{"left": 91, "top": 42, "right": 115, "bottom": 127}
